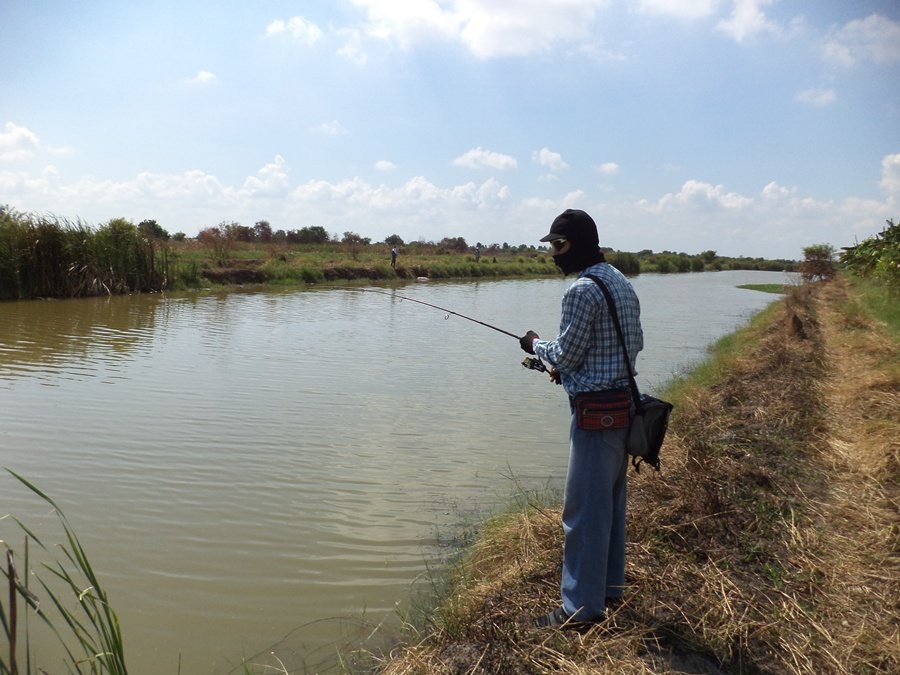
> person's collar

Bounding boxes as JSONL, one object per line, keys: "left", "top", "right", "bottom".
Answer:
{"left": 576, "top": 261, "right": 607, "bottom": 278}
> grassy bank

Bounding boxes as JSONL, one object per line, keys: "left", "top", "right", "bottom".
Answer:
{"left": 375, "top": 275, "right": 898, "bottom": 674}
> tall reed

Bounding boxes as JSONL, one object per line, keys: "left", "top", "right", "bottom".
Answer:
{"left": 0, "top": 208, "right": 169, "bottom": 300}
{"left": 1, "top": 470, "right": 128, "bottom": 674}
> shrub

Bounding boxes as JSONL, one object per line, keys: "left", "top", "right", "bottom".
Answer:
{"left": 800, "top": 243, "right": 836, "bottom": 283}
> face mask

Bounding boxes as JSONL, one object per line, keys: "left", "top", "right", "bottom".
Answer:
{"left": 553, "top": 246, "right": 605, "bottom": 276}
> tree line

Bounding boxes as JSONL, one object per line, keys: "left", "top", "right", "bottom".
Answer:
{"left": 0, "top": 207, "right": 801, "bottom": 301}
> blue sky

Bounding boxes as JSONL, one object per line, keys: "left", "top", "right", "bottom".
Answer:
{"left": 1, "top": 0, "right": 898, "bottom": 259}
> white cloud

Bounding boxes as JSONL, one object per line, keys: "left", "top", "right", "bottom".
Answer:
{"left": 635, "top": 0, "right": 720, "bottom": 21}
{"left": 452, "top": 147, "right": 517, "bottom": 171}
{"left": 822, "top": 14, "right": 900, "bottom": 68}
{"left": 129, "top": 169, "right": 224, "bottom": 202}
{"left": 287, "top": 175, "right": 512, "bottom": 226}
{"left": 266, "top": 16, "right": 324, "bottom": 46}
{"left": 623, "top": 174, "right": 897, "bottom": 257}
{"left": 716, "top": 0, "right": 779, "bottom": 44}
{"left": 761, "top": 181, "right": 792, "bottom": 200}
{"left": 231, "top": 155, "right": 290, "bottom": 198}
{"left": 351, "top": 0, "right": 607, "bottom": 59}
{"left": 532, "top": 147, "right": 568, "bottom": 171}
{"left": 351, "top": 0, "right": 459, "bottom": 49}
{"left": 375, "top": 160, "right": 397, "bottom": 171}
{"left": 562, "top": 190, "right": 587, "bottom": 209}
{"left": 795, "top": 87, "right": 836, "bottom": 107}
{"left": 596, "top": 162, "right": 620, "bottom": 176}
{"left": 188, "top": 70, "right": 218, "bottom": 85}
{"left": 337, "top": 29, "right": 369, "bottom": 65}
{"left": 881, "top": 153, "right": 900, "bottom": 194}
{"left": 654, "top": 179, "right": 753, "bottom": 211}
{"left": 311, "top": 120, "right": 348, "bottom": 136}
{"left": 456, "top": 0, "right": 604, "bottom": 58}
{"left": 0, "top": 122, "right": 40, "bottom": 162}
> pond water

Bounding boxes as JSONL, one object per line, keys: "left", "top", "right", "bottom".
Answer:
{"left": 0, "top": 270, "right": 792, "bottom": 673}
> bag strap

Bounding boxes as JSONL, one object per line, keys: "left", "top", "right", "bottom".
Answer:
{"left": 584, "top": 274, "right": 642, "bottom": 410}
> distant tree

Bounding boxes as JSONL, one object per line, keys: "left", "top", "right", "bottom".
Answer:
{"left": 800, "top": 243, "right": 836, "bottom": 283}
{"left": 254, "top": 220, "right": 274, "bottom": 243}
{"left": 198, "top": 226, "right": 222, "bottom": 240}
{"left": 656, "top": 256, "right": 673, "bottom": 273}
{"left": 342, "top": 231, "right": 371, "bottom": 246}
{"left": 221, "top": 221, "right": 254, "bottom": 242}
{"left": 172, "top": 232, "right": 186, "bottom": 241}
{"left": 438, "top": 236, "right": 468, "bottom": 252}
{"left": 296, "top": 226, "right": 330, "bottom": 244}
{"left": 700, "top": 249, "right": 717, "bottom": 263}
{"left": 384, "top": 234, "right": 405, "bottom": 246}
{"left": 137, "top": 219, "right": 170, "bottom": 241}
{"left": 608, "top": 252, "right": 640, "bottom": 275}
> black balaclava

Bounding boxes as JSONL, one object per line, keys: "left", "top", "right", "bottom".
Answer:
{"left": 541, "top": 209, "right": 605, "bottom": 276}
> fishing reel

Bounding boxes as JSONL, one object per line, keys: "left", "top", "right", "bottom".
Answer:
{"left": 522, "top": 356, "right": 548, "bottom": 373}
{"left": 522, "top": 356, "right": 562, "bottom": 384}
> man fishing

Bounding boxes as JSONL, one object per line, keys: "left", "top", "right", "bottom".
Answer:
{"left": 519, "top": 208, "right": 643, "bottom": 627}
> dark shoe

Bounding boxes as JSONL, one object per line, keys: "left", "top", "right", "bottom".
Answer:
{"left": 534, "top": 606, "right": 605, "bottom": 628}
{"left": 534, "top": 606, "right": 572, "bottom": 628}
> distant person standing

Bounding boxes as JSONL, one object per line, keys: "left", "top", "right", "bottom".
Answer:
{"left": 475, "top": 245, "right": 481, "bottom": 262}
{"left": 390, "top": 246, "right": 397, "bottom": 268}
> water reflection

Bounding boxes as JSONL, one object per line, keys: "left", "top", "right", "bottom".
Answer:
{"left": 0, "top": 295, "right": 162, "bottom": 383}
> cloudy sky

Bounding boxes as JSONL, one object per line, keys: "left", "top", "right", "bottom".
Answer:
{"left": 2, "top": 0, "right": 898, "bottom": 258}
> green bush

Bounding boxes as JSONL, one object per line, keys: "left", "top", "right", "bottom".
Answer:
{"left": 841, "top": 219, "right": 899, "bottom": 288}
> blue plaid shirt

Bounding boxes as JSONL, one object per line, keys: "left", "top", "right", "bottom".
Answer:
{"left": 533, "top": 262, "right": 643, "bottom": 396}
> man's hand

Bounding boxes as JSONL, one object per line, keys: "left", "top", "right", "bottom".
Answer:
{"left": 549, "top": 367, "right": 561, "bottom": 385}
{"left": 519, "top": 330, "right": 539, "bottom": 354}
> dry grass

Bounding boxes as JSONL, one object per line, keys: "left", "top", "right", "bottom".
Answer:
{"left": 373, "top": 277, "right": 899, "bottom": 674}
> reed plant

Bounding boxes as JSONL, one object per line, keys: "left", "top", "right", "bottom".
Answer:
{"left": 0, "top": 208, "right": 170, "bottom": 300}
{"left": 1, "top": 470, "right": 128, "bottom": 674}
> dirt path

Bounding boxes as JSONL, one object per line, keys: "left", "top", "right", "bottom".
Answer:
{"left": 810, "top": 279, "right": 899, "bottom": 670}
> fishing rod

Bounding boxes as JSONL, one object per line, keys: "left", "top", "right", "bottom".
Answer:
{"left": 334, "top": 285, "right": 557, "bottom": 380}
{"left": 334, "top": 286, "right": 520, "bottom": 339}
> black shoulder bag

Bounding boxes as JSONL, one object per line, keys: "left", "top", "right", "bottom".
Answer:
{"left": 585, "top": 274, "right": 674, "bottom": 472}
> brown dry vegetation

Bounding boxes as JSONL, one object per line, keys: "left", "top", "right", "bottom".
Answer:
{"left": 373, "top": 277, "right": 899, "bottom": 674}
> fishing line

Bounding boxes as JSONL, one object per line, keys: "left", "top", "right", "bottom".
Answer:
{"left": 333, "top": 286, "right": 520, "bottom": 339}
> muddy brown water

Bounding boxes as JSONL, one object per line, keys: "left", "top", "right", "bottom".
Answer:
{"left": 0, "top": 271, "right": 792, "bottom": 673}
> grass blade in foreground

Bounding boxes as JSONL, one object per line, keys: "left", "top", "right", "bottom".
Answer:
{"left": 2, "top": 469, "right": 128, "bottom": 674}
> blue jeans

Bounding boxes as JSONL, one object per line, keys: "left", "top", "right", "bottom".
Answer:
{"left": 561, "top": 417, "right": 628, "bottom": 620}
